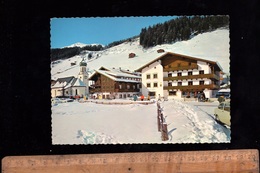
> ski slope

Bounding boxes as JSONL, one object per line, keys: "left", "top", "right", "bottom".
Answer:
{"left": 51, "top": 28, "right": 229, "bottom": 80}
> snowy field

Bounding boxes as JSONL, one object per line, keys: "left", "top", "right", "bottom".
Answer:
{"left": 52, "top": 99, "right": 230, "bottom": 144}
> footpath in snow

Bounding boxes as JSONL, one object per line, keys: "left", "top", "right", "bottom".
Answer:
{"left": 52, "top": 99, "right": 230, "bottom": 144}
{"left": 160, "top": 100, "right": 230, "bottom": 143}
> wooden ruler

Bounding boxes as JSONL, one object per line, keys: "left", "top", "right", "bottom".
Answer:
{"left": 2, "top": 149, "right": 258, "bottom": 173}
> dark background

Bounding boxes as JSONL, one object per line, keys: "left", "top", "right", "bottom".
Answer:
{"left": 0, "top": 0, "right": 259, "bottom": 162}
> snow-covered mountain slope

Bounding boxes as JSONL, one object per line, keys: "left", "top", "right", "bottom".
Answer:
{"left": 63, "top": 42, "right": 88, "bottom": 48}
{"left": 63, "top": 42, "right": 103, "bottom": 48}
{"left": 51, "top": 28, "right": 229, "bottom": 80}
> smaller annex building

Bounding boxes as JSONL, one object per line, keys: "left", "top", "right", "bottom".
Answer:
{"left": 88, "top": 67, "right": 141, "bottom": 99}
{"left": 135, "top": 52, "right": 224, "bottom": 99}
{"left": 51, "top": 58, "right": 89, "bottom": 98}
{"left": 51, "top": 76, "right": 86, "bottom": 98}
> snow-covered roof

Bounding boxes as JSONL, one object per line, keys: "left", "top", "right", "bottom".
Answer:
{"left": 101, "top": 67, "right": 141, "bottom": 79}
{"left": 92, "top": 69, "right": 141, "bottom": 83}
{"left": 72, "top": 78, "right": 86, "bottom": 87}
{"left": 52, "top": 81, "right": 65, "bottom": 88}
{"left": 135, "top": 52, "right": 223, "bottom": 72}
{"left": 52, "top": 76, "right": 86, "bottom": 89}
{"left": 56, "top": 76, "right": 75, "bottom": 84}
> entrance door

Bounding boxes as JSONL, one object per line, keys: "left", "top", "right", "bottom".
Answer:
{"left": 149, "top": 92, "right": 156, "bottom": 97}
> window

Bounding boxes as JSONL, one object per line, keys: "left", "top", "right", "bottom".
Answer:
{"left": 188, "top": 71, "right": 192, "bottom": 76}
{"left": 146, "top": 74, "right": 151, "bottom": 79}
{"left": 168, "top": 82, "right": 172, "bottom": 86}
{"left": 119, "top": 85, "right": 122, "bottom": 89}
{"left": 154, "top": 82, "right": 158, "bottom": 87}
{"left": 147, "top": 83, "right": 151, "bottom": 88}
{"left": 127, "top": 85, "right": 130, "bottom": 89}
{"left": 178, "top": 82, "right": 182, "bottom": 86}
{"left": 133, "top": 85, "right": 136, "bottom": 89}
{"left": 177, "top": 72, "right": 182, "bottom": 76}
{"left": 188, "top": 81, "right": 193, "bottom": 85}
{"left": 153, "top": 74, "right": 158, "bottom": 79}
{"left": 199, "top": 70, "right": 204, "bottom": 74}
{"left": 199, "top": 80, "right": 204, "bottom": 85}
{"left": 168, "top": 73, "right": 172, "bottom": 77}
{"left": 119, "top": 94, "right": 122, "bottom": 98}
{"left": 169, "top": 91, "right": 177, "bottom": 96}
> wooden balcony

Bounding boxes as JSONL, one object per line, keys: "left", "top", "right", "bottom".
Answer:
{"left": 163, "top": 64, "right": 199, "bottom": 72}
{"left": 90, "top": 88, "right": 140, "bottom": 93}
{"left": 163, "top": 84, "right": 220, "bottom": 91}
{"left": 115, "top": 88, "right": 140, "bottom": 92}
{"left": 164, "top": 73, "right": 220, "bottom": 81}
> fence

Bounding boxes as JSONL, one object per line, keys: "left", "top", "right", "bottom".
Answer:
{"left": 157, "top": 102, "right": 169, "bottom": 141}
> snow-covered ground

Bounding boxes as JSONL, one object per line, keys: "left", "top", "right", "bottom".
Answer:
{"left": 52, "top": 99, "right": 230, "bottom": 144}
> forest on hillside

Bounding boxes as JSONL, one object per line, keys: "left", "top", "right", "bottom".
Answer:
{"left": 51, "top": 44, "right": 103, "bottom": 61}
{"left": 140, "top": 15, "right": 229, "bottom": 48}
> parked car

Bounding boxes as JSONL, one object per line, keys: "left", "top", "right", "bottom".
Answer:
{"left": 51, "top": 97, "right": 73, "bottom": 105}
{"left": 216, "top": 89, "right": 230, "bottom": 99}
{"left": 60, "top": 98, "right": 74, "bottom": 102}
{"left": 51, "top": 98, "right": 62, "bottom": 105}
{"left": 214, "top": 101, "right": 230, "bottom": 126}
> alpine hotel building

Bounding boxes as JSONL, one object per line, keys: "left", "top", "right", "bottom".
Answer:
{"left": 136, "top": 52, "right": 223, "bottom": 99}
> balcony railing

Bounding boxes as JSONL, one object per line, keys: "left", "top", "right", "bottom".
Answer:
{"left": 115, "top": 88, "right": 140, "bottom": 92}
{"left": 164, "top": 73, "right": 220, "bottom": 81}
{"left": 163, "top": 84, "right": 220, "bottom": 91}
{"left": 90, "top": 88, "right": 140, "bottom": 93}
{"left": 163, "top": 64, "right": 199, "bottom": 72}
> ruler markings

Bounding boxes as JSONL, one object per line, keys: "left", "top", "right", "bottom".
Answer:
{"left": 2, "top": 149, "right": 259, "bottom": 173}
{"left": 3, "top": 150, "right": 259, "bottom": 166}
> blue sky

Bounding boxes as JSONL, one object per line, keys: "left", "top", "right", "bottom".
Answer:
{"left": 51, "top": 16, "right": 177, "bottom": 48}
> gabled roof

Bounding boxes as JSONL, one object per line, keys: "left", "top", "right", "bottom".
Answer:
{"left": 89, "top": 68, "right": 141, "bottom": 83}
{"left": 52, "top": 76, "right": 86, "bottom": 89}
{"left": 72, "top": 78, "right": 86, "bottom": 87}
{"left": 135, "top": 52, "right": 223, "bottom": 72}
{"left": 52, "top": 76, "right": 75, "bottom": 88}
{"left": 56, "top": 76, "right": 75, "bottom": 84}
{"left": 99, "top": 66, "right": 110, "bottom": 71}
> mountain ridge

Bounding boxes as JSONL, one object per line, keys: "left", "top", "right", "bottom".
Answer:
{"left": 51, "top": 28, "right": 230, "bottom": 80}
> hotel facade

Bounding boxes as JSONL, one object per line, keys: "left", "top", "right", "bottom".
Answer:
{"left": 136, "top": 52, "right": 223, "bottom": 99}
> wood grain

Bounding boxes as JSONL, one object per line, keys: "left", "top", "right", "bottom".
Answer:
{"left": 2, "top": 149, "right": 259, "bottom": 173}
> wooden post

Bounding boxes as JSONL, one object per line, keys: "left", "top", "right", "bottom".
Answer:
{"left": 157, "top": 102, "right": 160, "bottom": 131}
{"left": 161, "top": 122, "right": 169, "bottom": 141}
{"left": 157, "top": 102, "right": 163, "bottom": 132}
{"left": 157, "top": 114, "right": 162, "bottom": 132}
